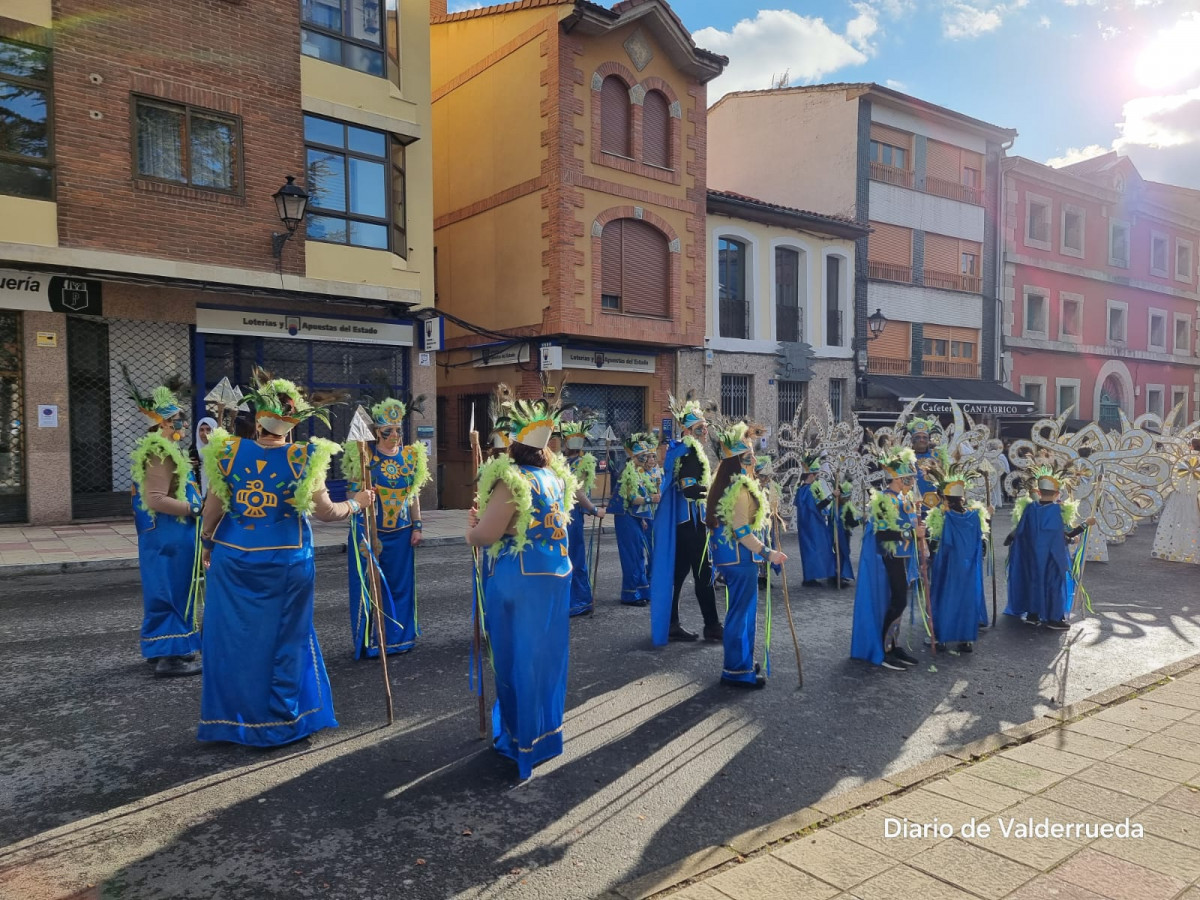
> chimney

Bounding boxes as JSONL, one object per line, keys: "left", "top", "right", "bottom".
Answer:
{"left": 431, "top": 0, "right": 448, "bottom": 16}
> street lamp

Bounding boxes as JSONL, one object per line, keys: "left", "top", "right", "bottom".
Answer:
{"left": 271, "top": 176, "right": 310, "bottom": 258}
{"left": 867, "top": 308, "right": 888, "bottom": 341}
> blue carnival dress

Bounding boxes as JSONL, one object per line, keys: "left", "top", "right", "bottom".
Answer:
{"left": 794, "top": 481, "right": 838, "bottom": 582}
{"left": 132, "top": 449, "right": 203, "bottom": 660}
{"left": 565, "top": 454, "right": 595, "bottom": 617}
{"left": 915, "top": 449, "right": 936, "bottom": 503}
{"left": 850, "top": 490, "right": 920, "bottom": 665}
{"left": 649, "top": 440, "right": 699, "bottom": 645}
{"left": 1005, "top": 501, "right": 1077, "bottom": 622}
{"left": 198, "top": 438, "right": 339, "bottom": 747}
{"left": 347, "top": 445, "right": 421, "bottom": 657}
{"left": 930, "top": 507, "right": 985, "bottom": 643}
{"left": 712, "top": 481, "right": 764, "bottom": 685}
{"left": 642, "top": 465, "right": 661, "bottom": 580}
{"left": 612, "top": 461, "right": 651, "bottom": 605}
{"left": 484, "top": 465, "right": 572, "bottom": 780}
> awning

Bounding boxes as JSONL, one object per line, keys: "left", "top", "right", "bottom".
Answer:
{"left": 867, "top": 375, "right": 1033, "bottom": 416}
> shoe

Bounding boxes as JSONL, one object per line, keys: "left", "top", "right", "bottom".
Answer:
{"left": 935, "top": 642, "right": 947, "bottom": 652}
{"left": 1023, "top": 613, "right": 1040, "bottom": 626}
{"left": 801, "top": 580, "right": 821, "bottom": 587}
{"left": 155, "top": 655, "right": 202, "bottom": 677}
{"left": 958, "top": 642, "right": 974, "bottom": 653}
{"left": 722, "top": 675, "right": 767, "bottom": 689}
{"left": 1046, "top": 619, "right": 1070, "bottom": 631}
{"left": 881, "top": 651, "right": 907, "bottom": 671}
{"left": 623, "top": 598, "right": 649, "bottom": 608}
{"left": 703, "top": 623, "right": 724, "bottom": 642}
{"left": 892, "top": 647, "right": 920, "bottom": 667}
{"left": 668, "top": 623, "right": 699, "bottom": 642}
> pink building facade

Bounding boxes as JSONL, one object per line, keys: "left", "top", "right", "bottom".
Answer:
{"left": 1003, "top": 153, "right": 1200, "bottom": 429}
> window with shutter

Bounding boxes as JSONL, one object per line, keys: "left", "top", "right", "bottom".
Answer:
{"left": 642, "top": 90, "right": 671, "bottom": 169}
{"left": 926, "top": 140, "right": 959, "bottom": 182}
{"left": 868, "top": 222, "right": 913, "bottom": 282}
{"left": 600, "top": 76, "right": 631, "bottom": 157}
{"left": 923, "top": 233, "right": 959, "bottom": 290}
{"left": 601, "top": 221, "right": 624, "bottom": 309}
{"left": 867, "top": 320, "right": 911, "bottom": 375}
{"left": 600, "top": 218, "right": 670, "bottom": 318}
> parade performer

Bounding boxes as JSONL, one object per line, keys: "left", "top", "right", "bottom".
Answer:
{"left": 1004, "top": 463, "right": 1093, "bottom": 629}
{"left": 342, "top": 396, "right": 431, "bottom": 658}
{"left": 706, "top": 423, "right": 786, "bottom": 688}
{"left": 557, "top": 418, "right": 603, "bottom": 617}
{"left": 650, "top": 396, "right": 722, "bottom": 645}
{"left": 612, "top": 433, "right": 657, "bottom": 606}
{"left": 198, "top": 370, "right": 373, "bottom": 746}
{"left": 466, "top": 398, "right": 577, "bottom": 780}
{"left": 908, "top": 418, "right": 940, "bottom": 504}
{"left": 640, "top": 436, "right": 663, "bottom": 583}
{"left": 793, "top": 454, "right": 857, "bottom": 587}
{"left": 1152, "top": 437, "right": 1200, "bottom": 564}
{"left": 193, "top": 416, "right": 217, "bottom": 497}
{"left": 128, "top": 375, "right": 204, "bottom": 677}
{"left": 850, "top": 446, "right": 924, "bottom": 670}
{"left": 924, "top": 449, "right": 989, "bottom": 652}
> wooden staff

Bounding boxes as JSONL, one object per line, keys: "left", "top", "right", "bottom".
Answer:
{"left": 358, "top": 442, "right": 394, "bottom": 726}
{"left": 832, "top": 472, "right": 844, "bottom": 590}
{"left": 468, "top": 417, "right": 488, "bottom": 741}
{"left": 984, "top": 470, "right": 998, "bottom": 627}
{"left": 918, "top": 531, "right": 937, "bottom": 654}
{"left": 772, "top": 512, "right": 804, "bottom": 688}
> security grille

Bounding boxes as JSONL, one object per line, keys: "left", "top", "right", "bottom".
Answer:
{"left": 829, "top": 378, "right": 846, "bottom": 423}
{"left": 777, "top": 380, "right": 805, "bottom": 430}
{"left": 0, "top": 311, "right": 26, "bottom": 523}
{"left": 559, "top": 382, "right": 645, "bottom": 497}
{"left": 69, "top": 316, "right": 191, "bottom": 520}
{"left": 721, "top": 373, "right": 750, "bottom": 418}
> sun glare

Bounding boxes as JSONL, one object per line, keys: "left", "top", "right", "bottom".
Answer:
{"left": 1134, "top": 15, "right": 1200, "bottom": 90}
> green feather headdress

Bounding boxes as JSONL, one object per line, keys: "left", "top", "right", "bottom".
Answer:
{"left": 1023, "top": 461, "right": 1081, "bottom": 495}
{"left": 924, "top": 445, "right": 977, "bottom": 498}
{"left": 508, "top": 398, "right": 561, "bottom": 449}
{"left": 123, "top": 365, "right": 185, "bottom": 426}
{"left": 668, "top": 392, "right": 707, "bottom": 429}
{"left": 624, "top": 430, "right": 658, "bottom": 457}
{"left": 240, "top": 367, "right": 333, "bottom": 436}
{"left": 558, "top": 416, "right": 596, "bottom": 450}
{"left": 907, "top": 417, "right": 941, "bottom": 437}
{"left": 714, "top": 421, "right": 765, "bottom": 459}
{"left": 877, "top": 446, "right": 918, "bottom": 478}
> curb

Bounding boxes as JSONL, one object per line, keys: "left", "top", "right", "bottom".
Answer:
{"left": 614, "top": 650, "right": 1200, "bottom": 900}
{"left": 0, "top": 534, "right": 465, "bottom": 577}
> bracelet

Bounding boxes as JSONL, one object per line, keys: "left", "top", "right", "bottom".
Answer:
{"left": 347, "top": 498, "right": 361, "bottom": 515}
{"left": 413, "top": 520, "right": 423, "bottom": 531}
{"left": 201, "top": 536, "right": 215, "bottom": 550}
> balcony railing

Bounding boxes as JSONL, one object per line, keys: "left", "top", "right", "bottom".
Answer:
{"left": 922, "top": 359, "right": 980, "bottom": 378}
{"left": 867, "top": 355, "right": 912, "bottom": 375}
{"left": 923, "top": 268, "right": 982, "bottom": 293}
{"left": 924, "top": 175, "right": 982, "bottom": 205}
{"left": 776, "top": 304, "right": 801, "bottom": 343}
{"left": 868, "top": 260, "right": 913, "bottom": 283}
{"left": 719, "top": 297, "right": 749, "bottom": 340}
{"left": 869, "top": 161, "right": 914, "bottom": 189}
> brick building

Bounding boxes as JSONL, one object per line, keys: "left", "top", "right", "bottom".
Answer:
{"left": 0, "top": 0, "right": 434, "bottom": 524}
{"left": 1003, "top": 152, "right": 1200, "bottom": 428}
{"left": 430, "top": 0, "right": 725, "bottom": 506}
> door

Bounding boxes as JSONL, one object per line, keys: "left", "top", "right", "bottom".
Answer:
{"left": 0, "top": 311, "right": 27, "bottom": 523}
{"left": 68, "top": 317, "right": 117, "bottom": 518}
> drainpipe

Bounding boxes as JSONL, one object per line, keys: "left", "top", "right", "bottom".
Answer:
{"left": 996, "top": 137, "right": 1015, "bottom": 384}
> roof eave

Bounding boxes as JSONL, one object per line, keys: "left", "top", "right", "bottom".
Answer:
{"left": 864, "top": 84, "right": 1018, "bottom": 143}
{"left": 707, "top": 193, "right": 870, "bottom": 239}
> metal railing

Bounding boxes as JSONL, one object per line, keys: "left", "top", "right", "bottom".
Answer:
{"left": 923, "top": 268, "right": 982, "bottom": 293}
{"left": 776, "top": 304, "right": 801, "bottom": 343}
{"left": 924, "top": 175, "right": 982, "bottom": 205}
{"left": 868, "top": 260, "right": 913, "bottom": 283}
{"left": 922, "top": 358, "right": 980, "bottom": 378}
{"left": 869, "top": 161, "right": 914, "bottom": 189}
{"left": 866, "top": 355, "right": 912, "bottom": 375}
{"left": 719, "top": 297, "right": 749, "bottom": 340}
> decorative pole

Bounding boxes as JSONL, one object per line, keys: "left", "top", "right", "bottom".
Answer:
{"left": 468, "top": 403, "right": 488, "bottom": 741}
{"left": 772, "top": 511, "right": 804, "bottom": 688}
{"left": 984, "top": 469, "right": 998, "bottom": 627}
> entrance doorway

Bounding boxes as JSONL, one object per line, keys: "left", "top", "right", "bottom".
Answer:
{"left": 0, "top": 311, "right": 26, "bottom": 523}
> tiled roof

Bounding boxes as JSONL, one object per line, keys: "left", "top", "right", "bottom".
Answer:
{"left": 432, "top": 0, "right": 567, "bottom": 24}
{"left": 1058, "top": 151, "right": 1120, "bottom": 176}
{"left": 707, "top": 189, "right": 869, "bottom": 236}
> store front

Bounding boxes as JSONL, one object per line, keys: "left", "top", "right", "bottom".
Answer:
{"left": 857, "top": 374, "right": 1033, "bottom": 432}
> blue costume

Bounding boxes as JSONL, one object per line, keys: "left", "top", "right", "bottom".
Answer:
{"left": 613, "top": 438, "right": 656, "bottom": 605}
{"left": 850, "top": 486, "right": 920, "bottom": 666}
{"left": 346, "top": 441, "right": 428, "bottom": 657}
{"left": 794, "top": 478, "right": 855, "bottom": 583}
{"left": 198, "top": 433, "right": 342, "bottom": 747}
{"left": 914, "top": 449, "right": 936, "bottom": 502}
{"left": 565, "top": 452, "right": 597, "bottom": 617}
{"left": 479, "top": 460, "right": 574, "bottom": 779}
{"left": 1005, "top": 499, "right": 1080, "bottom": 623}
{"left": 928, "top": 505, "right": 987, "bottom": 644}
{"left": 712, "top": 473, "right": 768, "bottom": 685}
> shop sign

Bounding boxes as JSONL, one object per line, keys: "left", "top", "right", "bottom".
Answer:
{"left": 196, "top": 307, "right": 413, "bottom": 346}
{"left": 473, "top": 345, "right": 531, "bottom": 367}
{"left": 911, "top": 399, "right": 1032, "bottom": 416}
{"left": 0, "top": 268, "right": 104, "bottom": 315}
{"left": 563, "top": 348, "right": 655, "bottom": 373}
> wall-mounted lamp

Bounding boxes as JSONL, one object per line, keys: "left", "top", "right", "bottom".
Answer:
{"left": 867, "top": 308, "right": 888, "bottom": 341}
{"left": 271, "top": 176, "right": 310, "bottom": 258}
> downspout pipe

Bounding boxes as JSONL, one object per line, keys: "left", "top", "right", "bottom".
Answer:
{"left": 996, "top": 137, "right": 1015, "bottom": 383}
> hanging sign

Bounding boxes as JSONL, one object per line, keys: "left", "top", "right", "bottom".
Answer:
{"left": 196, "top": 307, "right": 413, "bottom": 346}
{"left": 0, "top": 269, "right": 104, "bottom": 315}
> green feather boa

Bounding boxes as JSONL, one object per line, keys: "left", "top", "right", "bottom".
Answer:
{"left": 291, "top": 437, "right": 342, "bottom": 516}
{"left": 715, "top": 473, "right": 768, "bottom": 543}
{"left": 477, "top": 455, "right": 578, "bottom": 558}
{"left": 1011, "top": 495, "right": 1032, "bottom": 528}
{"left": 201, "top": 428, "right": 234, "bottom": 511}
{"left": 340, "top": 440, "right": 363, "bottom": 483}
{"left": 130, "top": 432, "right": 192, "bottom": 519}
{"left": 673, "top": 433, "right": 712, "bottom": 484}
{"left": 868, "top": 490, "right": 901, "bottom": 531}
{"left": 927, "top": 501, "right": 991, "bottom": 542}
{"left": 619, "top": 462, "right": 653, "bottom": 505}
{"left": 572, "top": 452, "right": 597, "bottom": 496}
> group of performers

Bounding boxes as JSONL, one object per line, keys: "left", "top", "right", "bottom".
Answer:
{"left": 129, "top": 370, "right": 1200, "bottom": 782}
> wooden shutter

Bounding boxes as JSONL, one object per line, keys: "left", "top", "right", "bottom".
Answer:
{"left": 870, "top": 123, "right": 911, "bottom": 151}
{"left": 601, "top": 220, "right": 623, "bottom": 301}
{"left": 869, "top": 222, "right": 912, "bottom": 265}
{"left": 621, "top": 218, "right": 670, "bottom": 317}
{"left": 924, "top": 233, "right": 958, "bottom": 273}
{"left": 642, "top": 90, "right": 670, "bottom": 168}
{"left": 600, "top": 76, "right": 631, "bottom": 156}
{"left": 869, "top": 320, "right": 910, "bottom": 358}
{"left": 926, "top": 140, "right": 960, "bottom": 182}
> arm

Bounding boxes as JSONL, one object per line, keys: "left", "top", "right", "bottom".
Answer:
{"left": 575, "top": 485, "right": 603, "bottom": 517}
{"left": 143, "top": 456, "right": 195, "bottom": 518}
{"left": 677, "top": 452, "right": 706, "bottom": 500}
{"left": 311, "top": 482, "right": 373, "bottom": 523}
{"left": 409, "top": 492, "right": 424, "bottom": 546}
{"left": 730, "top": 488, "right": 787, "bottom": 565}
{"left": 466, "top": 482, "right": 516, "bottom": 547}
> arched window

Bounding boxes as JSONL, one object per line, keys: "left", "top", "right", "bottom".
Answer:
{"left": 601, "top": 218, "right": 670, "bottom": 317}
{"left": 775, "top": 246, "right": 804, "bottom": 342}
{"left": 600, "top": 76, "right": 631, "bottom": 157}
{"left": 718, "top": 237, "right": 748, "bottom": 339}
{"left": 642, "top": 89, "right": 670, "bottom": 168}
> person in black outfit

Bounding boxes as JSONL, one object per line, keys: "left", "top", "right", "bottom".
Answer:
{"left": 666, "top": 404, "right": 721, "bottom": 642}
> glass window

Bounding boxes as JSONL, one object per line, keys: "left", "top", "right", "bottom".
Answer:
{"left": 775, "top": 247, "right": 801, "bottom": 343}
{"left": 0, "top": 35, "right": 53, "bottom": 199}
{"left": 1150, "top": 313, "right": 1166, "bottom": 350}
{"left": 1177, "top": 241, "right": 1193, "bottom": 280}
{"left": 1058, "top": 384, "right": 1077, "bottom": 415}
{"left": 923, "top": 338, "right": 948, "bottom": 357}
{"left": 134, "top": 98, "right": 239, "bottom": 192}
{"left": 304, "top": 114, "right": 406, "bottom": 256}
{"left": 1027, "top": 200, "right": 1049, "bottom": 243}
{"left": 1175, "top": 317, "right": 1190, "bottom": 355}
{"left": 829, "top": 378, "right": 845, "bottom": 423}
{"left": 720, "top": 374, "right": 750, "bottom": 418}
{"left": 1063, "top": 209, "right": 1083, "bottom": 253}
{"left": 1061, "top": 297, "right": 1082, "bottom": 338}
{"left": 301, "top": 0, "right": 385, "bottom": 77}
{"left": 961, "top": 252, "right": 978, "bottom": 276}
{"left": 951, "top": 341, "right": 974, "bottom": 359}
{"left": 1151, "top": 235, "right": 1168, "bottom": 273}
{"left": 826, "top": 256, "right": 842, "bottom": 346}
{"left": 1110, "top": 222, "right": 1129, "bottom": 266}
{"left": 869, "top": 140, "right": 906, "bottom": 169}
{"left": 777, "top": 380, "right": 804, "bottom": 427}
{"left": 962, "top": 167, "right": 980, "bottom": 188}
{"left": 718, "top": 238, "right": 748, "bottom": 339}
{"left": 1025, "top": 293, "right": 1046, "bottom": 333}
{"left": 1023, "top": 382, "right": 1044, "bottom": 412}
{"left": 1148, "top": 387, "right": 1164, "bottom": 418}
{"left": 1108, "top": 305, "right": 1127, "bottom": 342}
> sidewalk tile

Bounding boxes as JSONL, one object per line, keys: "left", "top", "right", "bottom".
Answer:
{"left": 704, "top": 856, "right": 838, "bottom": 900}
{"left": 812, "top": 779, "right": 897, "bottom": 816}
{"left": 771, "top": 831, "right": 893, "bottom": 890}
{"left": 1107, "top": 748, "right": 1200, "bottom": 784}
{"left": 829, "top": 790, "right": 986, "bottom": 861}
{"left": 907, "top": 838, "right": 1037, "bottom": 899}
{"left": 1041, "top": 778, "right": 1151, "bottom": 821}
{"left": 667, "top": 886, "right": 729, "bottom": 900}
{"left": 1162, "top": 722, "right": 1200, "bottom": 746}
{"left": 948, "top": 732, "right": 1018, "bottom": 761}
{"left": 1051, "top": 848, "right": 1187, "bottom": 900}
{"left": 1163, "top": 679, "right": 1200, "bottom": 696}
{"left": 726, "top": 808, "right": 826, "bottom": 856}
{"left": 615, "top": 847, "right": 737, "bottom": 900}
{"left": 1134, "top": 734, "right": 1200, "bottom": 765}
{"left": 1003, "top": 742, "right": 1096, "bottom": 776}
{"left": 922, "top": 772, "right": 1030, "bottom": 813}
{"left": 1141, "top": 692, "right": 1200, "bottom": 713}
{"left": 1094, "top": 705, "right": 1187, "bottom": 732}
{"left": 960, "top": 799, "right": 1097, "bottom": 871}
{"left": 1002, "top": 717, "right": 1061, "bottom": 742}
{"left": 1178, "top": 890, "right": 1200, "bottom": 900}
{"left": 1006, "top": 876, "right": 1107, "bottom": 900}
{"left": 881, "top": 754, "right": 960, "bottom": 788}
{"left": 1157, "top": 785, "right": 1200, "bottom": 817}
{"left": 968, "top": 756, "right": 1066, "bottom": 793}
{"left": 849, "top": 863, "right": 981, "bottom": 900}
{"left": 1131, "top": 701, "right": 1196, "bottom": 722}
{"left": 1081, "top": 684, "right": 1141, "bottom": 707}
{"left": 1135, "top": 804, "right": 1200, "bottom": 849}
{"left": 1032, "top": 731, "right": 1126, "bottom": 761}
{"left": 1090, "top": 833, "right": 1200, "bottom": 883}
{"left": 1124, "top": 674, "right": 1168, "bottom": 690}
{"left": 1064, "top": 717, "right": 1153, "bottom": 746}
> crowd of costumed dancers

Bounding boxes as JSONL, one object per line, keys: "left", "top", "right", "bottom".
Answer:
{"left": 125, "top": 369, "right": 1200, "bottom": 780}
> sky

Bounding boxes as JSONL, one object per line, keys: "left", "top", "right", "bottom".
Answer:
{"left": 447, "top": 0, "right": 1200, "bottom": 190}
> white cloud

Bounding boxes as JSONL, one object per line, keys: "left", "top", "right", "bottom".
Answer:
{"left": 1045, "top": 144, "right": 1110, "bottom": 168}
{"left": 942, "top": 2, "right": 1004, "bottom": 38}
{"left": 1038, "top": 14, "right": 1052, "bottom": 26}
{"left": 696, "top": 9, "right": 874, "bottom": 95}
{"left": 885, "top": 79, "right": 908, "bottom": 91}
{"left": 1133, "top": 11, "right": 1200, "bottom": 90}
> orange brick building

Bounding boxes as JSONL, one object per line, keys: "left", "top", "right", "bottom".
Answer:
{"left": 430, "top": 0, "right": 725, "bottom": 506}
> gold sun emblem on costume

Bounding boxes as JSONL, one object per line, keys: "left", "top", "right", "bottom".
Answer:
{"left": 543, "top": 504, "right": 567, "bottom": 541}
{"left": 380, "top": 459, "right": 403, "bottom": 482}
{"left": 236, "top": 480, "right": 277, "bottom": 518}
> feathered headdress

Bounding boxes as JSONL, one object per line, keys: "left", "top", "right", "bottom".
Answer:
{"left": 123, "top": 366, "right": 187, "bottom": 427}
{"left": 507, "top": 398, "right": 561, "bottom": 449}
{"left": 923, "top": 445, "right": 977, "bottom": 498}
{"left": 241, "top": 367, "right": 333, "bottom": 436}
{"left": 715, "top": 421, "right": 766, "bottom": 459}
{"left": 876, "top": 445, "right": 918, "bottom": 479}
{"left": 557, "top": 415, "right": 597, "bottom": 450}
{"left": 1021, "top": 460, "right": 1081, "bottom": 496}
{"left": 907, "top": 417, "right": 941, "bottom": 438}
{"left": 488, "top": 382, "right": 515, "bottom": 449}
{"left": 754, "top": 454, "right": 774, "bottom": 475}
{"left": 668, "top": 392, "right": 707, "bottom": 429}
{"left": 625, "top": 430, "right": 658, "bottom": 457}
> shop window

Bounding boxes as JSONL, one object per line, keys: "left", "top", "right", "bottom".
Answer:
{"left": 0, "top": 33, "right": 52, "bottom": 199}
{"left": 599, "top": 76, "right": 631, "bottom": 157}
{"left": 601, "top": 218, "right": 670, "bottom": 317}
{"left": 305, "top": 113, "right": 407, "bottom": 257}
{"left": 301, "top": 0, "right": 386, "bottom": 77}
{"left": 718, "top": 237, "right": 749, "bottom": 339}
{"left": 721, "top": 373, "right": 750, "bottom": 418}
{"left": 641, "top": 89, "right": 670, "bottom": 168}
{"left": 134, "top": 97, "right": 240, "bottom": 193}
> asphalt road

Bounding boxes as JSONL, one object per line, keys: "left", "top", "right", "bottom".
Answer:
{"left": 2, "top": 519, "right": 1199, "bottom": 900}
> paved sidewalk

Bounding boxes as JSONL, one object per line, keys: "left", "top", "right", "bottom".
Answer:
{"left": 0, "top": 508, "right": 470, "bottom": 575}
{"left": 620, "top": 657, "right": 1200, "bottom": 900}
